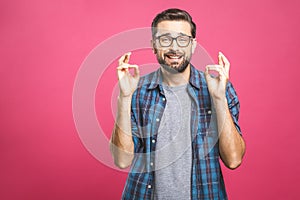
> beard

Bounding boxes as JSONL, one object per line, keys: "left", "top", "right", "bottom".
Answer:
{"left": 156, "top": 50, "right": 191, "bottom": 74}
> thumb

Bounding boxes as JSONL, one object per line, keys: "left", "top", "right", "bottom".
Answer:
{"left": 130, "top": 64, "right": 140, "bottom": 78}
{"left": 218, "top": 52, "right": 223, "bottom": 67}
{"left": 204, "top": 66, "right": 212, "bottom": 81}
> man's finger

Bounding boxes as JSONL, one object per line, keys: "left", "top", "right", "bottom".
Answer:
{"left": 118, "top": 54, "right": 126, "bottom": 66}
{"left": 218, "top": 53, "right": 224, "bottom": 67}
{"left": 124, "top": 52, "right": 131, "bottom": 64}
{"left": 206, "top": 65, "right": 226, "bottom": 77}
{"left": 117, "top": 63, "right": 130, "bottom": 70}
{"left": 205, "top": 66, "right": 213, "bottom": 80}
{"left": 206, "top": 65, "right": 223, "bottom": 72}
{"left": 117, "top": 64, "right": 140, "bottom": 78}
{"left": 128, "top": 65, "right": 140, "bottom": 78}
{"left": 219, "top": 52, "right": 229, "bottom": 65}
{"left": 219, "top": 52, "right": 230, "bottom": 75}
{"left": 118, "top": 52, "right": 131, "bottom": 65}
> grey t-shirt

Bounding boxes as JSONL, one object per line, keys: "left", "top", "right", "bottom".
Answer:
{"left": 154, "top": 83, "right": 192, "bottom": 200}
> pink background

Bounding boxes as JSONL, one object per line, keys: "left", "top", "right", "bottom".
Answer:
{"left": 1, "top": 0, "right": 300, "bottom": 199}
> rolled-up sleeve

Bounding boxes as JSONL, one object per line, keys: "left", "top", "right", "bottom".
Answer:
{"left": 226, "top": 81, "right": 242, "bottom": 135}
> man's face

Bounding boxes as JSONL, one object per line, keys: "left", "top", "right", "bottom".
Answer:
{"left": 152, "top": 20, "right": 196, "bottom": 74}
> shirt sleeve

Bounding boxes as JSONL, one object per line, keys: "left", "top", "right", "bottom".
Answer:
{"left": 226, "top": 81, "right": 242, "bottom": 135}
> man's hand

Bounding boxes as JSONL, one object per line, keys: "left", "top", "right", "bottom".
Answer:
{"left": 205, "top": 52, "right": 245, "bottom": 169}
{"left": 110, "top": 52, "right": 138, "bottom": 169}
{"left": 204, "top": 52, "right": 230, "bottom": 100}
{"left": 117, "top": 52, "right": 140, "bottom": 97}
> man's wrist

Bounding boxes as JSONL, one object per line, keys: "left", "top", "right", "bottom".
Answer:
{"left": 118, "top": 95, "right": 132, "bottom": 112}
{"left": 118, "top": 95, "right": 132, "bottom": 102}
{"left": 211, "top": 95, "right": 228, "bottom": 108}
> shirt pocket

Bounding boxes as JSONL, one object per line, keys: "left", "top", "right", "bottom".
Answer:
{"left": 196, "top": 107, "right": 215, "bottom": 136}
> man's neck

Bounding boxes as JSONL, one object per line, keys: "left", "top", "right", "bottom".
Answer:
{"left": 161, "top": 64, "right": 191, "bottom": 87}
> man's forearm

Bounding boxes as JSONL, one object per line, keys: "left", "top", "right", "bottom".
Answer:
{"left": 213, "top": 98, "right": 245, "bottom": 169}
{"left": 110, "top": 96, "right": 134, "bottom": 169}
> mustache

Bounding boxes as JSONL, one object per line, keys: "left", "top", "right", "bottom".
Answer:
{"left": 164, "top": 50, "right": 184, "bottom": 56}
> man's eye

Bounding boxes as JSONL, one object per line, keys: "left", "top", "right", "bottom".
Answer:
{"left": 178, "top": 37, "right": 189, "bottom": 42}
{"left": 160, "top": 37, "right": 171, "bottom": 43}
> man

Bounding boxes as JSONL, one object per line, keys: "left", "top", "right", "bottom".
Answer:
{"left": 110, "top": 8, "right": 245, "bottom": 200}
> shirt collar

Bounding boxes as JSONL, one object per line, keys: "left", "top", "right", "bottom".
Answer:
{"left": 189, "top": 64, "right": 201, "bottom": 89}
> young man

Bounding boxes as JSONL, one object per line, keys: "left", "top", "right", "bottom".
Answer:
{"left": 110, "top": 8, "right": 245, "bottom": 200}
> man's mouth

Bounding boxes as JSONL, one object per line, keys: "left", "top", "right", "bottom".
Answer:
{"left": 164, "top": 54, "right": 183, "bottom": 63}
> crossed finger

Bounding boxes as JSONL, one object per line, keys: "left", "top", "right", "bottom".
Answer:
{"left": 218, "top": 52, "right": 230, "bottom": 77}
{"left": 206, "top": 65, "right": 227, "bottom": 79}
{"left": 118, "top": 52, "right": 131, "bottom": 66}
{"left": 117, "top": 52, "right": 140, "bottom": 77}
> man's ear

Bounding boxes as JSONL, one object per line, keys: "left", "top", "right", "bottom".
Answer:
{"left": 151, "top": 40, "right": 157, "bottom": 54}
{"left": 191, "top": 38, "right": 197, "bottom": 54}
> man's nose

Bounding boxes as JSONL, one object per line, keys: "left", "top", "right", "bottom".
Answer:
{"left": 170, "top": 38, "right": 180, "bottom": 50}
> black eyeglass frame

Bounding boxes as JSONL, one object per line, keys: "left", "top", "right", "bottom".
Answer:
{"left": 154, "top": 35, "right": 194, "bottom": 47}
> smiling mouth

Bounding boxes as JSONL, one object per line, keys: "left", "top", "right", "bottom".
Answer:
{"left": 164, "top": 54, "right": 184, "bottom": 65}
{"left": 165, "top": 54, "right": 183, "bottom": 59}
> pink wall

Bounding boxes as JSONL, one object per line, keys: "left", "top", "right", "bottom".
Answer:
{"left": 1, "top": 0, "right": 300, "bottom": 199}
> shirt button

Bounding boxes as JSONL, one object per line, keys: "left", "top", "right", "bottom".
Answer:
{"left": 207, "top": 110, "right": 212, "bottom": 114}
{"left": 148, "top": 185, "right": 152, "bottom": 189}
{"left": 150, "top": 162, "right": 154, "bottom": 166}
{"left": 152, "top": 139, "right": 156, "bottom": 143}
{"left": 156, "top": 118, "right": 160, "bottom": 122}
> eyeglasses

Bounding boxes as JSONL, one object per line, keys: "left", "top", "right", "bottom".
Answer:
{"left": 155, "top": 35, "right": 193, "bottom": 47}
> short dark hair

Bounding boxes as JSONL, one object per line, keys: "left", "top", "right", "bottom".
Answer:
{"left": 151, "top": 8, "right": 196, "bottom": 39}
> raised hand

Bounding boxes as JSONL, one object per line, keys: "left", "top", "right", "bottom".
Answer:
{"left": 204, "top": 52, "right": 230, "bottom": 100}
{"left": 117, "top": 52, "right": 140, "bottom": 97}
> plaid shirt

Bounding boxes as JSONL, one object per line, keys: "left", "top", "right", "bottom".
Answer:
{"left": 121, "top": 65, "right": 241, "bottom": 200}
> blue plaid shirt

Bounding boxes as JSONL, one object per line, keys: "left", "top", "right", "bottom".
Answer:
{"left": 121, "top": 65, "right": 241, "bottom": 200}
